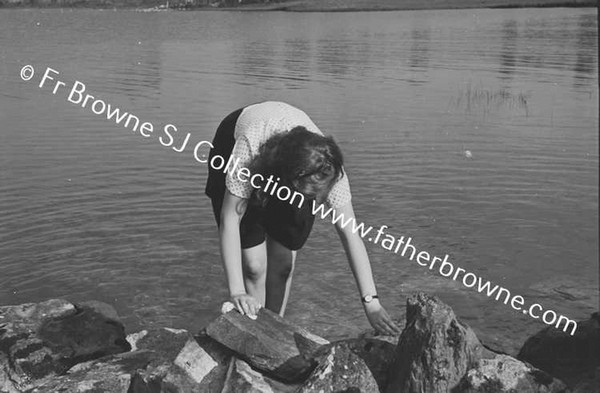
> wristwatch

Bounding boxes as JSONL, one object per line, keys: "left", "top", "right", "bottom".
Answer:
{"left": 361, "top": 294, "right": 379, "bottom": 303}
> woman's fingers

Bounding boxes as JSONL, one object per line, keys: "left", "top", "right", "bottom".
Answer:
{"left": 248, "top": 302, "right": 257, "bottom": 317}
{"left": 377, "top": 322, "right": 393, "bottom": 335}
{"left": 369, "top": 308, "right": 401, "bottom": 335}
{"left": 232, "top": 295, "right": 248, "bottom": 316}
{"left": 234, "top": 298, "right": 246, "bottom": 315}
{"left": 384, "top": 321, "right": 399, "bottom": 335}
{"left": 243, "top": 298, "right": 256, "bottom": 317}
{"left": 242, "top": 300, "right": 252, "bottom": 316}
{"left": 382, "top": 315, "right": 401, "bottom": 334}
{"left": 231, "top": 294, "right": 262, "bottom": 318}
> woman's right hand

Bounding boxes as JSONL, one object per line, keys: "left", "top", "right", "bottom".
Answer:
{"left": 230, "top": 293, "right": 262, "bottom": 317}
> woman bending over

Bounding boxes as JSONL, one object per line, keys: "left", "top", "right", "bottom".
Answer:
{"left": 205, "top": 101, "right": 399, "bottom": 335}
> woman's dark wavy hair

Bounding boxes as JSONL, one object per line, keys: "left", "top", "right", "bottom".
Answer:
{"left": 248, "top": 126, "right": 344, "bottom": 206}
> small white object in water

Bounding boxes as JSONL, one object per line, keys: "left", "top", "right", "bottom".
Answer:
{"left": 464, "top": 150, "right": 473, "bottom": 159}
{"left": 221, "top": 301, "right": 235, "bottom": 314}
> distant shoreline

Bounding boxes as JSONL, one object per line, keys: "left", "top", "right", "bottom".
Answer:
{"left": 0, "top": 0, "right": 597, "bottom": 11}
{"left": 243, "top": 0, "right": 598, "bottom": 12}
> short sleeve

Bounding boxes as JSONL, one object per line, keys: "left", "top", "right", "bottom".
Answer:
{"left": 326, "top": 171, "right": 352, "bottom": 208}
{"left": 225, "top": 136, "right": 254, "bottom": 199}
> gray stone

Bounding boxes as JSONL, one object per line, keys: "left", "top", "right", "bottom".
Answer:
{"left": 454, "top": 354, "right": 568, "bottom": 393}
{"left": 313, "top": 337, "right": 395, "bottom": 391}
{"left": 297, "top": 341, "right": 380, "bottom": 393}
{"left": 385, "top": 293, "right": 493, "bottom": 393}
{"left": 27, "top": 350, "right": 154, "bottom": 393}
{"left": 30, "top": 328, "right": 233, "bottom": 393}
{"left": 125, "top": 328, "right": 233, "bottom": 392}
{"left": 343, "top": 338, "right": 396, "bottom": 391}
{"left": 221, "top": 357, "right": 300, "bottom": 393}
{"left": 205, "top": 307, "right": 329, "bottom": 382}
{"left": 0, "top": 299, "right": 129, "bottom": 392}
{"left": 517, "top": 312, "right": 599, "bottom": 387}
{"left": 170, "top": 332, "right": 232, "bottom": 392}
{"left": 222, "top": 358, "right": 272, "bottom": 393}
{"left": 572, "top": 366, "right": 600, "bottom": 393}
{"left": 130, "top": 327, "right": 190, "bottom": 359}
{"left": 1, "top": 352, "right": 20, "bottom": 393}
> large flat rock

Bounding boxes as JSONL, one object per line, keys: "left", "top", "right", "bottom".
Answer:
{"left": 205, "top": 307, "right": 329, "bottom": 383}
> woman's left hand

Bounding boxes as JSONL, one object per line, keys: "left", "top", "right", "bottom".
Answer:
{"left": 364, "top": 301, "right": 401, "bottom": 336}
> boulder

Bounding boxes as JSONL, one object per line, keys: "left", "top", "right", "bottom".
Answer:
{"left": 221, "top": 357, "right": 300, "bottom": 393}
{"left": 454, "top": 354, "right": 568, "bottom": 393}
{"left": 517, "top": 312, "right": 600, "bottom": 387}
{"left": 385, "top": 293, "right": 493, "bottom": 393}
{"left": 171, "top": 332, "right": 232, "bottom": 391}
{"left": 328, "top": 338, "right": 396, "bottom": 391}
{"left": 30, "top": 327, "right": 233, "bottom": 393}
{"left": 0, "top": 299, "right": 129, "bottom": 392}
{"left": 205, "top": 307, "right": 329, "bottom": 382}
{"left": 297, "top": 341, "right": 380, "bottom": 393}
{"left": 1, "top": 352, "right": 20, "bottom": 393}
{"left": 572, "top": 366, "right": 600, "bottom": 393}
{"left": 26, "top": 350, "right": 156, "bottom": 393}
{"left": 132, "top": 330, "right": 233, "bottom": 393}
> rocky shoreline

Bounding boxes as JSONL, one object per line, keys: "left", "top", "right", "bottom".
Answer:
{"left": 1, "top": 293, "right": 598, "bottom": 392}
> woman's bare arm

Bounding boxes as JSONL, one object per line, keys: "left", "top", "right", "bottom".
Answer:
{"left": 219, "top": 190, "right": 261, "bottom": 316}
{"left": 333, "top": 201, "right": 401, "bottom": 335}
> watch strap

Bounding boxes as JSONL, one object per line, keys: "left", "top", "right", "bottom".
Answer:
{"left": 361, "top": 294, "right": 379, "bottom": 303}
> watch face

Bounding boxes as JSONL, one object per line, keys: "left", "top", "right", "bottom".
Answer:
{"left": 364, "top": 295, "right": 373, "bottom": 302}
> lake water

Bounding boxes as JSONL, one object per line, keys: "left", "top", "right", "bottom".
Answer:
{"left": 0, "top": 7, "right": 597, "bottom": 354}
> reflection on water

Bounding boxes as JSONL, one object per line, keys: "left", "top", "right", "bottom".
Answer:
{"left": 0, "top": 7, "right": 597, "bottom": 354}
{"left": 575, "top": 13, "right": 597, "bottom": 86}
{"left": 409, "top": 27, "right": 430, "bottom": 73}
{"left": 499, "top": 20, "right": 517, "bottom": 80}
{"left": 316, "top": 39, "right": 353, "bottom": 78}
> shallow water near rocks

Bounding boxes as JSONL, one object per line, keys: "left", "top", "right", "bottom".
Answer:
{"left": 0, "top": 7, "right": 597, "bottom": 355}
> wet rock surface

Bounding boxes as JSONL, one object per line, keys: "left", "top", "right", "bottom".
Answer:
{"left": 517, "top": 312, "right": 600, "bottom": 388}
